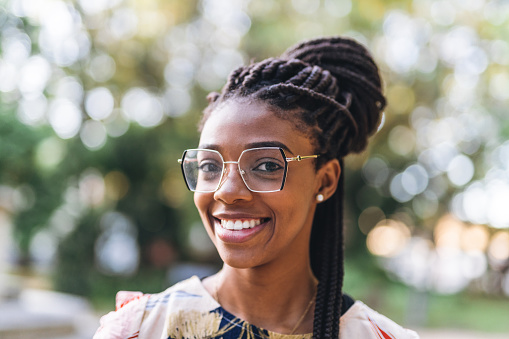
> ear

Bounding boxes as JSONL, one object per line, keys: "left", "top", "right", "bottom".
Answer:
{"left": 315, "top": 159, "right": 341, "bottom": 202}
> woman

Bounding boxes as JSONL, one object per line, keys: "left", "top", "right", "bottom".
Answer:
{"left": 94, "top": 36, "right": 419, "bottom": 338}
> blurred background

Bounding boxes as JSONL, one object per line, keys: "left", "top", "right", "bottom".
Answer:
{"left": 0, "top": 0, "right": 508, "bottom": 338}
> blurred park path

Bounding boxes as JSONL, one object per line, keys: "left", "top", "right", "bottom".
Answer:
{"left": 418, "top": 329, "right": 509, "bottom": 339}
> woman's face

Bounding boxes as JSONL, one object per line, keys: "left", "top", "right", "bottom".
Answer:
{"left": 195, "top": 98, "right": 327, "bottom": 269}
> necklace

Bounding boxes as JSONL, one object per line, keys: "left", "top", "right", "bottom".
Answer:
{"left": 289, "top": 292, "right": 315, "bottom": 334}
{"left": 214, "top": 273, "right": 316, "bottom": 335}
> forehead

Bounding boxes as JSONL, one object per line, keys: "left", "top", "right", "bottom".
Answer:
{"left": 199, "top": 99, "right": 312, "bottom": 156}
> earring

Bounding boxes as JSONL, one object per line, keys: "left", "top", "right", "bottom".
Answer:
{"left": 316, "top": 194, "right": 324, "bottom": 202}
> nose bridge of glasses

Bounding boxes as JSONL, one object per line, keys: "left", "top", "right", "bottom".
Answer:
{"left": 223, "top": 160, "right": 247, "bottom": 172}
{"left": 218, "top": 160, "right": 246, "bottom": 188}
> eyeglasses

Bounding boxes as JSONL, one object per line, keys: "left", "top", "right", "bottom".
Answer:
{"left": 177, "top": 147, "right": 319, "bottom": 193}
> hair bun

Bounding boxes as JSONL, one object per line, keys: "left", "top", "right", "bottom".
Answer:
{"left": 282, "top": 37, "right": 386, "bottom": 155}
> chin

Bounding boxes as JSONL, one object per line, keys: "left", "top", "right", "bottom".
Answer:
{"left": 215, "top": 246, "right": 265, "bottom": 269}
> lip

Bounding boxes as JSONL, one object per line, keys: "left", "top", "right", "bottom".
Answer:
{"left": 212, "top": 213, "right": 270, "bottom": 244}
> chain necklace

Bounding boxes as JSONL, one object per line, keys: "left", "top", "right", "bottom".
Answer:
{"left": 289, "top": 292, "right": 315, "bottom": 334}
{"left": 214, "top": 273, "right": 316, "bottom": 335}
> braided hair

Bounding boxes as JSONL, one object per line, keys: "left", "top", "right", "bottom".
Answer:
{"left": 202, "top": 36, "right": 386, "bottom": 338}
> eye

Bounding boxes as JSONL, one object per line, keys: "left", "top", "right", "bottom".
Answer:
{"left": 253, "top": 161, "right": 283, "bottom": 172}
{"left": 199, "top": 162, "right": 222, "bottom": 172}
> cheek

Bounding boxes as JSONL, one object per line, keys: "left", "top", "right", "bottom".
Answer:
{"left": 194, "top": 193, "right": 211, "bottom": 219}
{"left": 270, "top": 186, "right": 315, "bottom": 222}
{"left": 277, "top": 174, "right": 318, "bottom": 218}
{"left": 284, "top": 168, "right": 318, "bottom": 199}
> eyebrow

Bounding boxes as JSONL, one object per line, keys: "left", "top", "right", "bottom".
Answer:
{"left": 197, "top": 141, "right": 294, "bottom": 155}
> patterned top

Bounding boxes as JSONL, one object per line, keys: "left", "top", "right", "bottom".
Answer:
{"left": 94, "top": 276, "right": 419, "bottom": 339}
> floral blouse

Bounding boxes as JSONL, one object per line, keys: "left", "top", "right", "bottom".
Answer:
{"left": 94, "top": 276, "right": 419, "bottom": 339}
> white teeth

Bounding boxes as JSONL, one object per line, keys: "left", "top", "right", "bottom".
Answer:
{"left": 220, "top": 219, "right": 263, "bottom": 230}
{"left": 225, "top": 220, "right": 234, "bottom": 230}
{"left": 234, "top": 220, "right": 243, "bottom": 230}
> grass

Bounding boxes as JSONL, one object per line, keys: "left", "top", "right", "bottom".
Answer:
{"left": 343, "top": 259, "right": 509, "bottom": 333}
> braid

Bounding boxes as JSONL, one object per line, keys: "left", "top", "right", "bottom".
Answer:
{"left": 202, "top": 36, "right": 385, "bottom": 338}
{"left": 258, "top": 83, "right": 357, "bottom": 138}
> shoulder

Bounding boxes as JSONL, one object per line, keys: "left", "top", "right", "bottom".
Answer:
{"left": 340, "top": 301, "right": 420, "bottom": 339}
{"left": 94, "top": 276, "right": 212, "bottom": 339}
{"left": 143, "top": 275, "right": 217, "bottom": 314}
{"left": 93, "top": 291, "right": 150, "bottom": 339}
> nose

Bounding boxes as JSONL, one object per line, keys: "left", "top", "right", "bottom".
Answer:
{"left": 214, "top": 163, "right": 252, "bottom": 204}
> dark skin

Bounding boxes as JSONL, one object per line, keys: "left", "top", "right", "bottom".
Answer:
{"left": 197, "top": 98, "right": 341, "bottom": 334}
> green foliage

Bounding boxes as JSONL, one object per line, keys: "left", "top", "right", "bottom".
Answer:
{"left": 54, "top": 212, "right": 100, "bottom": 296}
{"left": 0, "top": 113, "right": 64, "bottom": 255}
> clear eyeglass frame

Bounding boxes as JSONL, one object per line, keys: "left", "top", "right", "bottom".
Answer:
{"left": 177, "top": 146, "right": 319, "bottom": 193}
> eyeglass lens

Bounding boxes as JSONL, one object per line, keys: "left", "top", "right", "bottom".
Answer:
{"left": 181, "top": 148, "right": 286, "bottom": 192}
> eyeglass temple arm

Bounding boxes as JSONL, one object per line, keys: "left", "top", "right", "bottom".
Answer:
{"left": 178, "top": 155, "right": 318, "bottom": 163}
{"left": 286, "top": 154, "right": 319, "bottom": 162}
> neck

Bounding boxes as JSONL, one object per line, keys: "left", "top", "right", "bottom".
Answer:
{"left": 205, "top": 254, "right": 317, "bottom": 334}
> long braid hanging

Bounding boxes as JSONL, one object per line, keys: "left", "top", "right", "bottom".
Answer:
{"left": 311, "top": 163, "right": 344, "bottom": 338}
{"left": 202, "top": 37, "right": 385, "bottom": 339}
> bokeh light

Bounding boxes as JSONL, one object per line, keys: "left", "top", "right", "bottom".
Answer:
{"left": 87, "top": 53, "right": 116, "bottom": 83}
{"left": 358, "top": 206, "right": 386, "bottom": 235}
{"left": 104, "top": 109, "right": 130, "bottom": 137}
{"left": 461, "top": 224, "right": 490, "bottom": 252}
{"left": 35, "top": 137, "right": 66, "bottom": 170}
{"left": 17, "top": 93, "right": 47, "bottom": 126}
{"left": 367, "top": 219, "right": 411, "bottom": 257}
{"left": 362, "top": 157, "right": 390, "bottom": 188}
{"left": 488, "top": 231, "right": 509, "bottom": 263}
{"left": 388, "top": 125, "right": 416, "bottom": 156}
{"left": 121, "top": 88, "right": 164, "bottom": 127}
{"left": 446, "top": 154, "right": 474, "bottom": 186}
{"left": 85, "top": 87, "right": 115, "bottom": 121}
{"left": 104, "top": 171, "right": 129, "bottom": 201}
{"left": 79, "top": 169, "right": 106, "bottom": 208}
{"left": 47, "top": 98, "right": 82, "bottom": 139}
{"left": 435, "top": 214, "right": 464, "bottom": 249}
{"left": 95, "top": 211, "right": 139, "bottom": 276}
{"left": 80, "top": 120, "right": 108, "bottom": 150}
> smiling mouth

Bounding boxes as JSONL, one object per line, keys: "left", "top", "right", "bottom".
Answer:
{"left": 219, "top": 218, "right": 267, "bottom": 230}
